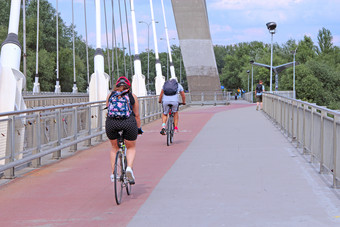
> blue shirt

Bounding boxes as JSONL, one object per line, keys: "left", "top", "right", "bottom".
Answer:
{"left": 162, "top": 83, "right": 184, "bottom": 102}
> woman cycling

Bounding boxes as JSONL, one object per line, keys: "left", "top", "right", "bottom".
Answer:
{"left": 105, "top": 76, "right": 142, "bottom": 184}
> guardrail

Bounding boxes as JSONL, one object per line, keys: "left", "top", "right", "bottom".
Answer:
{"left": 0, "top": 95, "right": 163, "bottom": 179}
{"left": 243, "top": 91, "right": 295, "bottom": 103}
{"left": 24, "top": 92, "right": 89, "bottom": 108}
{"left": 0, "top": 92, "right": 230, "bottom": 178}
{"left": 263, "top": 93, "right": 340, "bottom": 188}
{"left": 188, "top": 91, "right": 231, "bottom": 105}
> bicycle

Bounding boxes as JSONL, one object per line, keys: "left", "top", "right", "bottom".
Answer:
{"left": 113, "top": 130, "right": 132, "bottom": 205}
{"left": 165, "top": 103, "right": 183, "bottom": 146}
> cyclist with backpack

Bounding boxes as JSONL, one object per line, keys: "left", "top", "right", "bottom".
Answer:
{"left": 105, "top": 76, "right": 143, "bottom": 184}
{"left": 255, "top": 80, "right": 265, "bottom": 110}
{"left": 158, "top": 78, "right": 186, "bottom": 135}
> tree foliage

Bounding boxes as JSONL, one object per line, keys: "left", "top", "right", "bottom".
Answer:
{"left": 214, "top": 27, "right": 340, "bottom": 109}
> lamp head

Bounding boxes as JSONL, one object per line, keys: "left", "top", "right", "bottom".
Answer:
{"left": 247, "top": 70, "right": 250, "bottom": 73}
{"left": 266, "top": 22, "right": 277, "bottom": 34}
{"left": 250, "top": 60, "right": 254, "bottom": 64}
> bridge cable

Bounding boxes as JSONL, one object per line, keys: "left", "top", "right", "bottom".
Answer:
{"left": 55, "top": 0, "right": 61, "bottom": 93}
{"left": 111, "top": 0, "right": 120, "bottom": 80}
{"left": 83, "top": 0, "right": 90, "bottom": 90}
{"left": 123, "top": 0, "right": 134, "bottom": 77}
{"left": 33, "top": 0, "right": 40, "bottom": 93}
{"left": 103, "top": 0, "right": 112, "bottom": 88}
{"left": 118, "top": 0, "right": 127, "bottom": 78}
{"left": 72, "top": 0, "right": 77, "bottom": 92}
{"left": 23, "top": 0, "right": 27, "bottom": 93}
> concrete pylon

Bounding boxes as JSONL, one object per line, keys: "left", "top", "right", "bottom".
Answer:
{"left": 171, "top": 0, "right": 221, "bottom": 94}
{"left": 0, "top": 0, "right": 26, "bottom": 168}
{"left": 89, "top": 0, "right": 110, "bottom": 138}
{"left": 130, "top": 0, "right": 147, "bottom": 97}
{"left": 150, "top": 0, "right": 165, "bottom": 95}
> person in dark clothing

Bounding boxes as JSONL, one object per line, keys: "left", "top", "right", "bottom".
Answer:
{"left": 255, "top": 80, "right": 264, "bottom": 110}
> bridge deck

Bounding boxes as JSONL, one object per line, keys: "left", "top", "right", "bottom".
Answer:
{"left": 1, "top": 101, "right": 340, "bottom": 226}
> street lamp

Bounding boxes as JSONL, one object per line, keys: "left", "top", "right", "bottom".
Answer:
{"left": 139, "top": 20, "right": 158, "bottom": 92}
{"left": 247, "top": 70, "right": 250, "bottom": 92}
{"left": 250, "top": 60, "right": 254, "bottom": 102}
{"left": 291, "top": 47, "right": 298, "bottom": 99}
{"left": 266, "top": 22, "right": 277, "bottom": 92}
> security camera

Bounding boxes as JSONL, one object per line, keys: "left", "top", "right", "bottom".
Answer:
{"left": 250, "top": 60, "right": 254, "bottom": 64}
{"left": 266, "top": 22, "right": 277, "bottom": 31}
{"left": 247, "top": 70, "right": 250, "bottom": 73}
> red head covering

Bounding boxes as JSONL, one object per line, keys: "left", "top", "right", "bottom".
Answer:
{"left": 116, "top": 76, "right": 131, "bottom": 87}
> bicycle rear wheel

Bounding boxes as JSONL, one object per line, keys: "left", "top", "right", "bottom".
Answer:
{"left": 170, "top": 122, "right": 174, "bottom": 143}
{"left": 166, "top": 118, "right": 172, "bottom": 146}
{"left": 124, "top": 156, "right": 132, "bottom": 195}
{"left": 114, "top": 152, "right": 123, "bottom": 205}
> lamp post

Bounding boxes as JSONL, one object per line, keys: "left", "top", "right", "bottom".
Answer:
{"left": 291, "top": 47, "right": 298, "bottom": 99}
{"left": 139, "top": 20, "right": 158, "bottom": 92}
{"left": 247, "top": 70, "right": 250, "bottom": 92}
{"left": 266, "top": 22, "right": 276, "bottom": 92}
{"left": 250, "top": 60, "right": 254, "bottom": 102}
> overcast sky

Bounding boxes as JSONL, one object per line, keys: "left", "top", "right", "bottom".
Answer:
{"left": 51, "top": 0, "right": 340, "bottom": 52}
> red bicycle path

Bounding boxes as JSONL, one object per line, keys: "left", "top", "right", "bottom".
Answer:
{"left": 0, "top": 104, "right": 252, "bottom": 227}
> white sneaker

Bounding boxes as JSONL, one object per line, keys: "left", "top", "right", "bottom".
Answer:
{"left": 126, "top": 166, "right": 135, "bottom": 184}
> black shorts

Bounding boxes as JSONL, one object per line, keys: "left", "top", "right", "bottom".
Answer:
{"left": 256, "top": 95, "right": 262, "bottom": 102}
{"left": 105, "top": 116, "right": 138, "bottom": 141}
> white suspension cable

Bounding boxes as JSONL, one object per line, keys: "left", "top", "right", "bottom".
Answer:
{"left": 118, "top": 0, "right": 127, "bottom": 77}
{"left": 72, "top": 0, "right": 77, "bottom": 93}
{"left": 124, "top": 0, "right": 133, "bottom": 77}
{"left": 103, "top": 0, "right": 111, "bottom": 87}
{"left": 83, "top": 0, "right": 90, "bottom": 90}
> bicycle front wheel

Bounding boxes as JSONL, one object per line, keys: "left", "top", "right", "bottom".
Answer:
{"left": 114, "top": 152, "right": 123, "bottom": 205}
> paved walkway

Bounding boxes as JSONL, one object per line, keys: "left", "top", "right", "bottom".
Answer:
{"left": 1, "top": 101, "right": 340, "bottom": 226}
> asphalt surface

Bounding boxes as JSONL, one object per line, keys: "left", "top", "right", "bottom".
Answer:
{"left": 1, "top": 101, "right": 340, "bottom": 226}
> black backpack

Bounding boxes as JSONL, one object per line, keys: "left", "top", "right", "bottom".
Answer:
{"left": 256, "top": 84, "right": 263, "bottom": 95}
{"left": 163, "top": 80, "right": 178, "bottom": 96}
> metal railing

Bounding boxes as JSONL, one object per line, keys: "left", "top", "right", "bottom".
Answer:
{"left": 263, "top": 93, "right": 340, "bottom": 188}
{"left": 243, "top": 91, "right": 295, "bottom": 103}
{"left": 24, "top": 92, "right": 89, "bottom": 108}
{"left": 188, "top": 91, "right": 231, "bottom": 105}
{"left": 0, "top": 92, "right": 230, "bottom": 178}
{"left": 0, "top": 95, "right": 163, "bottom": 178}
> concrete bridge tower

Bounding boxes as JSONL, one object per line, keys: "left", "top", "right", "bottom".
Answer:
{"left": 171, "top": 0, "right": 221, "bottom": 95}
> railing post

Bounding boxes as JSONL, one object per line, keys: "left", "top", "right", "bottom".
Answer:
{"left": 291, "top": 100, "right": 295, "bottom": 140}
{"left": 320, "top": 110, "right": 326, "bottom": 173}
{"left": 4, "top": 116, "right": 15, "bottom": 178}
{"left": 296, "top": 102, "right": 300, "bottom": 147}
{"left": 96, "top": 105, "right": 103, "bottom": 142}
{"left": 70, "top": 107, "right": 78, "bottom": 152}
{"left": 52, "top": 109, "right": 62, "bottom": 159}
{"left": 32, "top": 112, "right": 41, "bottom": 168}
{"left": 84, "top": 105, "right": 92, "bottom": 147}
{"left": 333, "top": 114, "right": 339, "bottom": 188}
{"left": 310, "top": 106, "right": 315, "bottom": 162}
{"left": 303, "top": 104, "right": 307, "bottom": 154}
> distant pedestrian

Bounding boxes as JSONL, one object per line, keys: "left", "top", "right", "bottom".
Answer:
{"left": 255, "top": 80, "right": 264, "bottom": 110}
